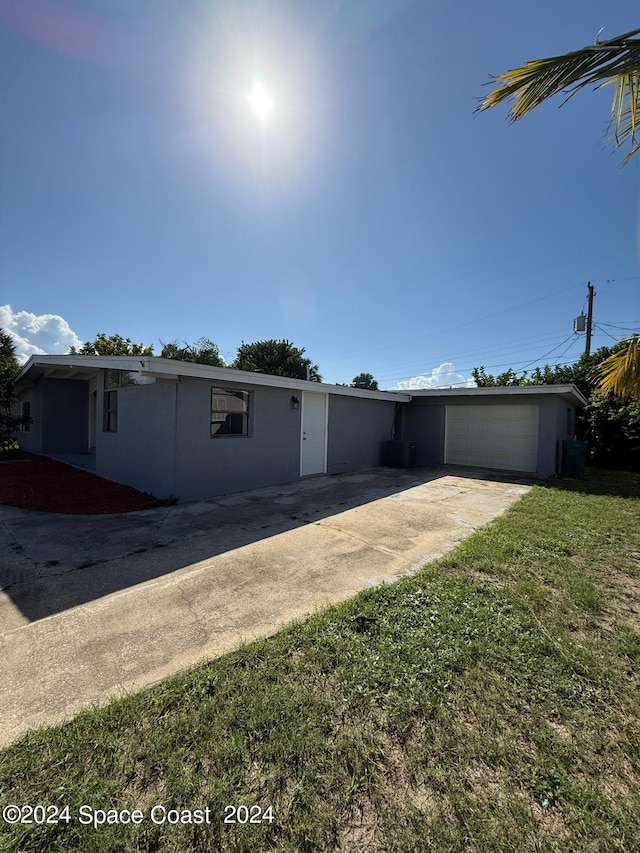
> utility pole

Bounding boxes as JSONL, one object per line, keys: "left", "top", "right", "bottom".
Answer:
{"left": 585, "top": 282, "right": 595, "bottom": 356}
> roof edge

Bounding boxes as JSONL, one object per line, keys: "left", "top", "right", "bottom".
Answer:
{"left": 15, "top": 355, "right": 411, "bottom": 402}
{"left": 407, "top": 384, "right": 588, "bottom": 406}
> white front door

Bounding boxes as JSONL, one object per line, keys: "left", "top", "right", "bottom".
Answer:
{"left": 300, "top": 392, "right": 327, "bottom": 476}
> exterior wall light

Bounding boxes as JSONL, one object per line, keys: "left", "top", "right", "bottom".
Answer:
{"left": 291, "top": 396, "right": 300, "bottom": 410}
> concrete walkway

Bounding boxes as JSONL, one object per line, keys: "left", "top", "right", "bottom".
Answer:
{"left": 0, "top": 467, "right": 532, "bottom": 748}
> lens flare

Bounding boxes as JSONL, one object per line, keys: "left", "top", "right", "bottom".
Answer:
{"left": 248, "top": 80, "right": 274, "bottom": 120}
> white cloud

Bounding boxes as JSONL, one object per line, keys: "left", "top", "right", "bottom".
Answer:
{"left": 395, "top": 362, "right": 476, "bottom": 390}
{"left": 0, "top": 304, "right": 83, "bottom": 364}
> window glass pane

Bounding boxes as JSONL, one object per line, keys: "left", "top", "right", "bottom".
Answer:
{"left": 127, "top": 372, "right": 155, "bottom": 385}
{"left": 103, "top": 390, "right": 118, "bottom": 432}
{"left": 105, "top": 369, "right": 142, "bottom": 388}
{"left": 104, "top": 370, "right": 120, "bottom": 389}
{"left": 211, "top": 388, "right": 249, "bottom": 436}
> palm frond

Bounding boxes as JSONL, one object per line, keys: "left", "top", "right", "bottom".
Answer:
{"left": 605, "top": 69, "right": 640, "bottom": 160}
{"left": 598, "top": 336, "right": 640, "bottom": 398}
{"left": 478, "top": 28, "right": 640, "bottom": 160}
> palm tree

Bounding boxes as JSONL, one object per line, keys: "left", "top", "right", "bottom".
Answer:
{"left": 598, "top": 335, "right": 640, "bottom": 398}
{"left": 478, "top": 27, "right": 640, "bottom": 397}
{"left": 478, "top": 27, "right": 640, "bottom": 161}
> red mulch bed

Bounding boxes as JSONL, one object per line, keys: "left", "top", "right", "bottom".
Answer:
{"left": 0, "top": 457, "right": 160, "bottom": 514}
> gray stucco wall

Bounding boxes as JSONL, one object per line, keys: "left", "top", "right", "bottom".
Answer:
{"left": 174, "top": 377, "right": 302, "bottom": 501}
{"left": 402, "top": 402, "right": 446, "bottom": 466}
{"left": 403, "top": 395, "right": 579, "bottom": 477}
{"left": 534, "top": 398, "right": 557, "bottom": 477}
{"left": 326, "top": 396, "right": 397, "bottom": 475}
{"left": 41, "top": 378, "right": 89, "bottom": 454}
{"left": 95, "top": 376, "right": 399, "bottom": 501}
{"left": 18, "top": 370, "right": 581, "bottom": 500}
{"left": 554, "top": 397, "right": 577, "bottom": 472}
{"left": 96, "top": 375, "right": 177, "bottom": 499}
{"left": 536, "top": 397, "right": 577, "bottom": 476}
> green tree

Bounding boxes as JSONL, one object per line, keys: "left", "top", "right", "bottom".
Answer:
{"left": 472, "top": 346, "right": 616, "bottom": 398}
{"left": 352, "top": 373, "right": 379, "bottom": 390}
{"left": 585, "top": 394, "right": 640, "bottom": 469}
{"left": 471, "top": 367, "right": 525, "bottom": 388}
{"left": 69, "top": 333, "right": 154, "bottom": 356}
{"left": 232, "top": 339, "right": 321, "bottom": 381}
{"left": 478, "top": 27, "right": 640, "bottom": 396}
{"left": 160, "top": 337, "right": 225, "bottom": 366}
{"left": 0, "top": 328, "right": 30, "bottom": 447}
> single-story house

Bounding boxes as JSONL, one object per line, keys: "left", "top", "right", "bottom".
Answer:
{"left": 14, "top": 355, "right": 587, "bottom": 501}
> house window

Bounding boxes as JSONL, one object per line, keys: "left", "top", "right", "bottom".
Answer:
{"left": 104, "top": 369, "right": 145, "bottom": 389}
{"left": 102, "top": 370, "right": 156, "bottom": 433}
{"left": 104, "top": 370, "right": 121, "bottom": 390}
{"left": 21, "top": 401, "right": 31, "bottom": 432}
{"left": 103, "top": 370, "right": 124, "bottom": 432}
{"left": 211, "top": 387, "right": 249, "bottom": 436}
{"left": 104, "top": 390, "right": 118, "bottom": 432}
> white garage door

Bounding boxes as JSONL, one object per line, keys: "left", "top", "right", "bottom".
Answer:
{"left": 445, "top": 404, "right": 539, "bottom": 473}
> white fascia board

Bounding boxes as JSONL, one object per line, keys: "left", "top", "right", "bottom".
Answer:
{"left": 408, "top": 384, "right": 588, "bottom": 406}
{"left": 138, "top": 358, "right": 411, "bottom": 401}
{"left": 15, "top": 355, "right": 411, "bottom": 402}
{"left": 16, "top": 354, "right": 140, "bottom": 381}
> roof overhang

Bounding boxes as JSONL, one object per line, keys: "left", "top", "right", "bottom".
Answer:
{"left": 15, "top": 355, "right": 412, "bottom": 402}
{"left": 16, "top": 359, "right": 102, "bottom": 386}
{"left": 407, "top": 384, "right": 588, "bottom": 407}
{"left": 15, "top": 357, "right": 588, "bottom": 407}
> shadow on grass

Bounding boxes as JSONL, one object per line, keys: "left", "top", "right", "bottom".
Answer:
{"left": 542, "top": 468, "right": 640, "bottom": 499}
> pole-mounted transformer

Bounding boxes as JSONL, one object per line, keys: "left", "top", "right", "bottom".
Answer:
{"left": 572, "top": 283, "right": 595, "bottom": 355}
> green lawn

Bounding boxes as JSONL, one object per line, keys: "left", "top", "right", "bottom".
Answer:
{"left": 1, "top": 471, "right": 639, "bottom": 852}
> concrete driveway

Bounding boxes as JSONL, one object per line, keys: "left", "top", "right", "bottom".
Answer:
{"left": 0, "top": 466, "right": 531, "bottom": 748}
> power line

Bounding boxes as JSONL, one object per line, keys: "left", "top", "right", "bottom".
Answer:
{"left": 335, "top": 276, "right": 636, "bottom": 369}
{"left": 383, "top": 326, "right": 613, "bottom": 386}
{"left": 384, "top": 351, "right": 572, "bottom": 383}
{"left": 333, "top": 274, "right": 634, "bottom": 382}
{"left": 594, "top": 324, "right": 622, "bottom": 343}
{"left": 323, "top": 281, "right": 584, "bottom": 367}
{"left": 596, "top": 321, "right": 640, "bottom": 333}
{"left": 393, "top": 355, "right": 590, "bottom": 390}
{"left": 370, "top": 330, "right": 569, "bottom": 379}
{"left": 384, "top": 313, "right": 631, "bottom": 385}
{"left": 517, "top": 333, "right": 576, "bottom": 372}
{"left": 553, "top": 335, "right": 582, "bottom": 364}
{"left": 386, "top": 329, "right": 623, "bottom": 387}
{"left": 590, "top": 277, "right": 640, "bottom": 283}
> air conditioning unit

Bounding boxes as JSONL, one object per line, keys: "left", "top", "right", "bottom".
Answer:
{"left": 386, "top": 440, "right": 417, "bottom": 468}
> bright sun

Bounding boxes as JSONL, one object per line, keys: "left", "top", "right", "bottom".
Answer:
{"left": 248, "top": 80, "right": 274, "bottom": 121}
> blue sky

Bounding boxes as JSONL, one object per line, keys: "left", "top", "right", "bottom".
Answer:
{"left": 2, "top": 0, "right": 639, "bottom": 387}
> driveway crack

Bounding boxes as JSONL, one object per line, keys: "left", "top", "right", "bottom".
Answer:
{"left": 175, "top": 581, "right": 209, "bottom": 643}
{"left": 314, "top": 519, "right": 411, "bottom": 565}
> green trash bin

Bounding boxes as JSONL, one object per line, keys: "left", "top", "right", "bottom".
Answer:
{"left": 561, "top": 439, "right": 587, "bottom": 479}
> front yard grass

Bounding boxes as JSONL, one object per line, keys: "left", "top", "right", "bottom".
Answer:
{"left": 1, "top": 470, "right": 639, "bottom": 852}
